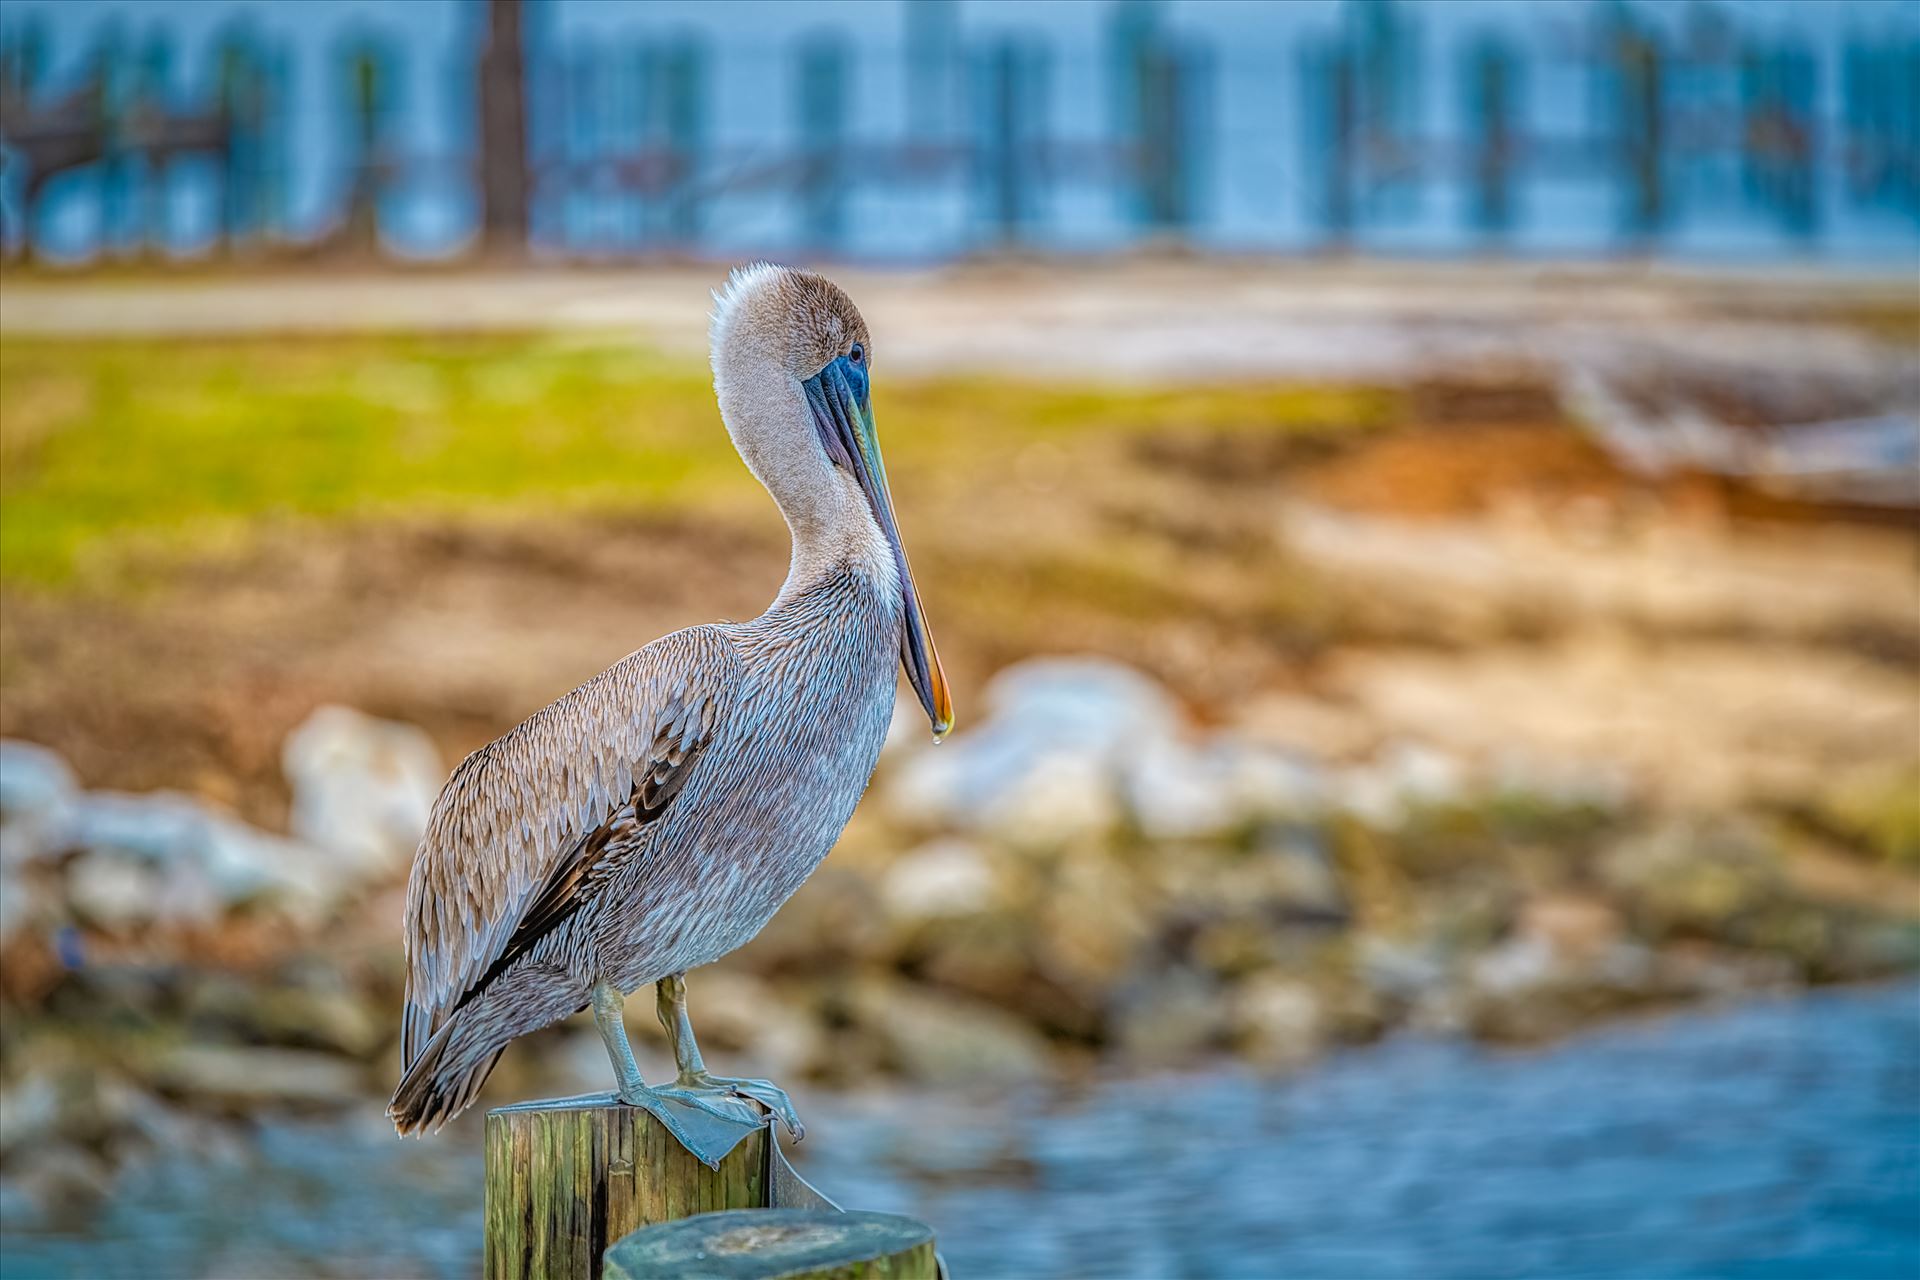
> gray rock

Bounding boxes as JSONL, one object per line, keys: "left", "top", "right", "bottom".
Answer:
{"left": 1356, "top": 932, "right": 1459, "bottom": 1026}
{"left": 0, "top": 1074, "right": 61, "bottom": 1160}
{"left": 1230, "top": 973, "right": 1326, "bottom": 1068}
{"left": 851, "top": 980, "right": 1052, "bottom": 1088}
{"left": 2, "top": 1144, "right": 113, "bottom": 1218}
{"left": 183, "top": 977, "right": 386, "bottom": 1059}
{"left": 1600, "top": 819, "right": 1786, "bottom": 936}
{"left": 1112, "top": 967, "right": 1227, "bottom": 1067}
{"left": 149, "top": 1045, "right": 367, "bottom": 1106}
{"left": 1467, "top": 895, "right": 1659, "bottom": 1040}
{"left": 1252, "top": 825, "right": 1347, "bottom": 918}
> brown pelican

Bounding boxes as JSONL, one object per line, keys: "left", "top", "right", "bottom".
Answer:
{"left": 388, "top": 264, "right": 952, "bottom": 1161}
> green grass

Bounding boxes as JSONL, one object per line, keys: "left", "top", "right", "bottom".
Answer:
{"left": 0, "top": 333, "right": 1396, "bottom": 586}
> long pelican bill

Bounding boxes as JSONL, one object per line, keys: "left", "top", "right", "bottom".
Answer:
{"left": 803, "top": 355, "right": 953, "bottom": 738}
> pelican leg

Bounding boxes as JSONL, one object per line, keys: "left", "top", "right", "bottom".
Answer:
{"left": 652, "top": 972, "right": 806, "bottom": 1141}
{"left": 590, "top": 978, "right": 763, "bottom": 1168}
{"left": 591, "top": 979, "right": 649, "bottom": 1098}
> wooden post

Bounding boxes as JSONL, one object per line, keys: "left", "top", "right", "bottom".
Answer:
{"left": 484, "top": 1101, "right": 770, "bottom": 1280}
{"left": 1614, "top": 19, "right": 1666, "bottom": 243}
{"left": 795, "top": 38, "right": 846, "bottom": 251}
{"left": 477, "top": 0, "right": 531, "bottom": 257}
{"left": 659, "top": 37, "right": 705, "bottom": 245}
{"left": 983, "top": 40, "right": 1022, "bottom": 242}
{"left": 340, "top": 42, "right": 386, "bottom": 255}
{"left": 603, "top": 1210, "right": 938, "bottom": 1280}
{"left": 1467, "top": 35, "right": 1516, "bottom": 241}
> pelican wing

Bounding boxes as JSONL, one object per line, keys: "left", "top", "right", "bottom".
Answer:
{"left": 399, "top": 625, "right": 743, "bottom": 1068}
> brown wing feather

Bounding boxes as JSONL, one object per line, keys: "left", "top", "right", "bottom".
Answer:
{"left": 398, "top": 626, "right": 740, "bottom": 1068}
{"left": 448, "top": 703, "right": 716, "bottom": 1018}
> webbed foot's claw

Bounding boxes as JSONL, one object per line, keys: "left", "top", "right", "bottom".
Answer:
{"left": 677, "top": 1072, "right": 804, "bottom": 1141}
{"left": 714, "top": 1076, "right": 804, "bottom": 1140}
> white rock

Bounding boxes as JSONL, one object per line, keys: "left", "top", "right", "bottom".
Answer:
{"left": 881, "top": 838, "right": 996, "bottom": 920}
{"left": 1337, "top": 740, "right": 1468, "bottom": 826}
{"left": 66, "top": 790, "right": 341, "bottom": 928}
{"left": 0, "top": 740, "right": 76, "bottom": 819}
{"left": 1231, "top": 973, "right": 1325, "bottom": 1068}
{"left": 283, "top": 705, "right": 443, "bottom": 881}
{"left": 884, "top": 657, "right": 1184, "bottom": 841}
{"left": 983, "top": 658, "right": 1184, "bottom": 750}
{"left": 886, "top": 656, "right": 1330, "bottom": 845}
{"left": 1123, "top": 737, "right": 1230, "bottom": 840}
{"left": 1124, "top": 736, "right": 1325, "bottom": 840}
{"left": 1470, "top": 932, "right": 1560, "bottom": 999}
{"left": 994, "top": 750, "right": 1122, "bottom": 846}
{"left": 67, "top": 852, "right": 172, "bottom": 931}
{"left": 0, "top": 743, "right": 71, "bottom": 940}
{"left": 202, "top": 816, "right": 344, "bottom": 917}
{"left": 888, "top": 736, "right": 1121, "bottom": 845}
{"left": 1216, "top": 740, "right": 1326, "bottom": 820}
{"left": 0, "top": 740, "right": 78, "bottom": 868}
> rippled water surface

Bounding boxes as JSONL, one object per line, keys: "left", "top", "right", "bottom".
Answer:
{"left": 5, "top": 983, "right": 1916, "bottom": 1279}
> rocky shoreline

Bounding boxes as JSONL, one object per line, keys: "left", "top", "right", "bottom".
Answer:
{"left": 2, "top": 655, "right": 1914, "bottom": 1224}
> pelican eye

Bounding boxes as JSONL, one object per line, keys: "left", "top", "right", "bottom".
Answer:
{"left": 848, "top": 343, "right": 865, "bottom": 366}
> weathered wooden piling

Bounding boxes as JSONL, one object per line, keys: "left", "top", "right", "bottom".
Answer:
{"left": 603, "top": 1210, "right": 938, "bottom": 1280}
{"left": 484, "top": 1100, "right": 769, "bottom": 1280}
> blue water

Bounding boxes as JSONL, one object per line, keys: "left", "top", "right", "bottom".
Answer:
{"left": 3, "top": 982, "right": 1915, "bottom": 1279}
{"left": 804, "top": 983, "right": 1920, "bottom": 1279}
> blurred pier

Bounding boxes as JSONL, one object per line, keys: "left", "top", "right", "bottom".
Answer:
{"left": 1, "top": 0, "right": 1917, "bottom": 264}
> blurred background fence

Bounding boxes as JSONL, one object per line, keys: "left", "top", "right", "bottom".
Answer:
{"left": 2, "top": 0, "right": 1918, "bottom": 265}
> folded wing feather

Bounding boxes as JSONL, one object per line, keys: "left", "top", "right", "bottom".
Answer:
{"left": 398, "top": 626, "right": 743, "bottom": 1069}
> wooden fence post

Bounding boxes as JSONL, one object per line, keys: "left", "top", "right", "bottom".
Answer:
{"left": 483, "top": 1100, "right": 770, "bottom": 1280}
{"left": 795, "top": 37, "right": 848, "bottom": 251}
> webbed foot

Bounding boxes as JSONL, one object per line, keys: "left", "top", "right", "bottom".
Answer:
{"left": 673, "top": 1072, "right": 804, "bottom": 1141}
{"left": 616, "top": 1082, "right": 766, "bottom": 1169}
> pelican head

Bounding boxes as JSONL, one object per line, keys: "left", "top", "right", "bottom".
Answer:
{"left": 709, "top": 262, "right": 953, "bottom": 737}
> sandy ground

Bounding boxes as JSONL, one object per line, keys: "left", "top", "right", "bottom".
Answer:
{"left": 3, "top": 400, "right": 1914, "bottom": 831}
{"left": 4, "top": 259, "right": 1913, "bottom": 382}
